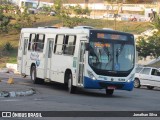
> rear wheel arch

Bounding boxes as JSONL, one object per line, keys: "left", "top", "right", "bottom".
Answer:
{"left": 64, "top": 69, "right": 76, "bottom": 93}
{"left": 30, "top": 63, "right": 44, "bottom": 84}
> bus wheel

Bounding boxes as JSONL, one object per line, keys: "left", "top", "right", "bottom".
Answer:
{"left": 31, "top": 66, "right": 40, "bottom": 84}
{"left": 134, "top": 78, "right": 141, "bottom": 88}
{"left": 105, "top": 89, "right": 114, "bottom": 96}
{"left": 68, "top": 74, "right": 76, "bottom": 94}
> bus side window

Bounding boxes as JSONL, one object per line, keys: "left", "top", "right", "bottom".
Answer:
{"left": 28, "top": 33, "right": 36, "bottom": 51}
{"left": 35, "top": 34, "right": 45, "bottom": 52}
{"left": 23, "top": 38, "right": 28, "bottom": 55}
{"left": 54, "top": 34, "right": 65, "bottom": 54}
{"left": 63, "top": 35, "right": 76, "bottom": 55}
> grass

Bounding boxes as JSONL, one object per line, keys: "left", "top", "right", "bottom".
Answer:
{"left": 146, "top": 61, "right": 160, "bottom": 68}
{"left": 80, "top": 18, "right": 151, "bottom": 34}
{"left": 0, "top": 15, "right": 153, "bottom": 68}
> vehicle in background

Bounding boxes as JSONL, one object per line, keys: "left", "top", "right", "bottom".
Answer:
{"left": 28, "top": 8, "right": 38, "bottom": 14}
{"left": 103, "top": 14, "right": 121, "bottom": 18}
{"left": 134, "top": 67, "right": 160, "bottom": 89}
{"left": 50, "top": 11, "right": 56, "bottom": 16}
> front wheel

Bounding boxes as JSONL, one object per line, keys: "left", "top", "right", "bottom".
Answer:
{"left": 134, "top": 78, "right": 141, "bottom": 88}
{"left": 68, "top": 74, "right": 76, "bottom": 94}
{"left": 105, "top": 89, "right": 114, "bottom": 96}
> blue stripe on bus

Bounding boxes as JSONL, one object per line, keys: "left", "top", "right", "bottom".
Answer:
{"left": 83, "top": 77, "right": 134, "bottom": 91}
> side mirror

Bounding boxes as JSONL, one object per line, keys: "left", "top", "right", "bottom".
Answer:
{"left": 85, "top": 43, "right": 89, "bottom": 51}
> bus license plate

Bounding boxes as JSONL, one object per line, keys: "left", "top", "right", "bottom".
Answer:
{"left": 107, "top": 86, "right": 116, "bottom": 89}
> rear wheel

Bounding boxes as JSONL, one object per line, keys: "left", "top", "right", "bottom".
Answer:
{"left": 31, "top": 66, "right": 44, "bottom": 84}
{"left": 105, "top": 89, "right": 114, "bottom": 96}
{"left": 147, "top": 86, "right": 154, "bottom": 90}
{"left": 134, "top": 78, "right": 141, "bottom": 88}
{"left": 68, "top": 74, "right": 76, "bottom": 93}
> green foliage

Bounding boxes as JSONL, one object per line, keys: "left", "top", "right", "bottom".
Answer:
{"left": 0, "top": 3, "right": 39, "bottom": 33}
{"left": 54, "top": 0, "right": 63, "bottom": 16}
{"left": 136, "top": 36, "right": 151, "bottom": 59}
{"left": 136, "top": 32, "right": 160, "bottom": 59}
{"left": 151, "top": 15, "right": 160, "bottom": 31}
{"left": 3, "top": 42, "right": 13, "bottom": 51}
{"left": 147, "top": 32, "right": 160, "bottom": 58}
{"left": 63, "top": 16, "right": 85, "bottom": 27}
{"left": 104, "top": 0, "right": 145, "bottom": 3}
{"left": 54, "top": 0, "right": 89, "bottom": 27}
{"left": 0, "top": 11, "right": 10, "bottom": 33}
{"left": 13, "top": 7, "right": 38, "bottom": 31}
{"left": 73, "top": 5, "right": 91, "bottom": 15}
{"left": 40, "top": 6, "right": 52, "bottom": 12}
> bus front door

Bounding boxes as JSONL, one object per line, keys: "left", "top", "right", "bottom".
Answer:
{"left": 78, "top": 41, "right": 86, "bottom": 85}
{"left": 45, "top": 39, "right": 54, "bottom": 79}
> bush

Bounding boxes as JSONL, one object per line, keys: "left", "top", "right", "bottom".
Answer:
{"left": 3, "top": 42, "right": 13, "bottom": 52}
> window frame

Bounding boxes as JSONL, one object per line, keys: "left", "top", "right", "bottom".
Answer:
{"left": 54, "top": 34, "right": 65, "bottom": 54}
{"left": 63, "top": 35, "right": 76, "bottom": 55}
{"left": 28, "top": 33, "right": 45, "bottom": 52}
{"left": 35, "top": 34, "right": 45, "bottom": 52}
{"left": 140, "top": 68, "right": 151, "bottom": 75}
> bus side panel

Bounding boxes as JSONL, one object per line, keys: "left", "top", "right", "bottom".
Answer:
{"left": 50, "top": 55, "right": 73, "bottom": 84}
{"left": 25, "top": 51, "right": 45, "bottom": 79}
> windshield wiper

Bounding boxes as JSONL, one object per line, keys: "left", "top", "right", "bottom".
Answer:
{"left": 89, "top": 45, "right": 100, "bottom": 63}
{"left": 115, "top": 43, "right": 125, "bottom": 63}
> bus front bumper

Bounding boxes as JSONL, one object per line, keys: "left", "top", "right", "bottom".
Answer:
{"left": 83, "top": 77, "right": 134, "bottom": 91}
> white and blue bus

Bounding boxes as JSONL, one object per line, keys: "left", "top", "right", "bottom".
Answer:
{"left": 18, "top": 27, "right": 136, "bottom": 95}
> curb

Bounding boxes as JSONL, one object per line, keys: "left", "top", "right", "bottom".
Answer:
{"left": 0, "top": 88, "right": 36, "bottom": 98}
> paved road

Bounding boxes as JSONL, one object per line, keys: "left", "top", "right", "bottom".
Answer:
{"left": 0, "top": 73, "right": 160, "bottom": 120}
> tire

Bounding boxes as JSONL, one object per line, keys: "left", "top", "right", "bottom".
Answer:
{"left": 31, "top": 66, "right": 43, "bottom": 84}
{"left": 134, "top": 78, "right": 141, "bottom": 88}
{"left": 68, "top": 74, "right": 76, "bottom": 94}
{"left": 147, "top": 86, "right": 154, "bottom": 90}
{"left": 105, "top": 89, "right": 114, "bottom": 96}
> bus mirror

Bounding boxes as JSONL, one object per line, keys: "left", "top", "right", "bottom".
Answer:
{"left": 85, "top": 43, "right": 89, "bottom": 51}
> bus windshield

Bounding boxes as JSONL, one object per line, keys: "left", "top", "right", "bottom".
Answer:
{"left": 88, "top": 31, "right": 135, "bottom": 76}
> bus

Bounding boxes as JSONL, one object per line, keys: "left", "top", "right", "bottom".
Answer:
{"left": 17, "top": 27, "right": 136, "bottom": 95}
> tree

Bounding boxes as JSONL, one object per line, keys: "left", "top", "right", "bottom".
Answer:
{"left": 0, "top": 6, "right": 11, "bottom": 33}
{"left": 13, "top": 7, "right": 38, "bottom": 31}
{"left": 147, "top": 32, "right": 160, "bottom": 58}
{"left": 136, "top": 31, "right": 160, "bottom": 59}
{"left": 136, "top": 36, "right": 151, "bottom": 59}
{"left": 151, "top": 15, "right": 160, "bottom": 32}
{"left": 54, "top": 0, "right": 90, "bottom": 27}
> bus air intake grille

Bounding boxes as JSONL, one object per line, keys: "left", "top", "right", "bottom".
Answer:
{"left": 99, "top": 82, "right": 124, "bottom": 89}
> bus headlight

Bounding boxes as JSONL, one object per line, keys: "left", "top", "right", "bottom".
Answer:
{"left": 127, "top": 74, "right": 135, "bottom": 82}
{"left": 87, "top": 70, "right": 96, "bottom": 80}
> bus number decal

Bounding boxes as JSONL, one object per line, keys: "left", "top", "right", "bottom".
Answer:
{"left": 30, "top": 52, "right": 40, "bottom": 66}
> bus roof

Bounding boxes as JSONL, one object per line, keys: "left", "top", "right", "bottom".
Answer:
{"left": 21, "top": 27, "right": 133, "bottom": 36}
{"left": 21, "top": 27, "right": 90, "bottom": 34}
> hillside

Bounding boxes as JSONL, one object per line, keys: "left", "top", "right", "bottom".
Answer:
{"left": 146, "top": 60, "right": 160, "bottom": 68}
